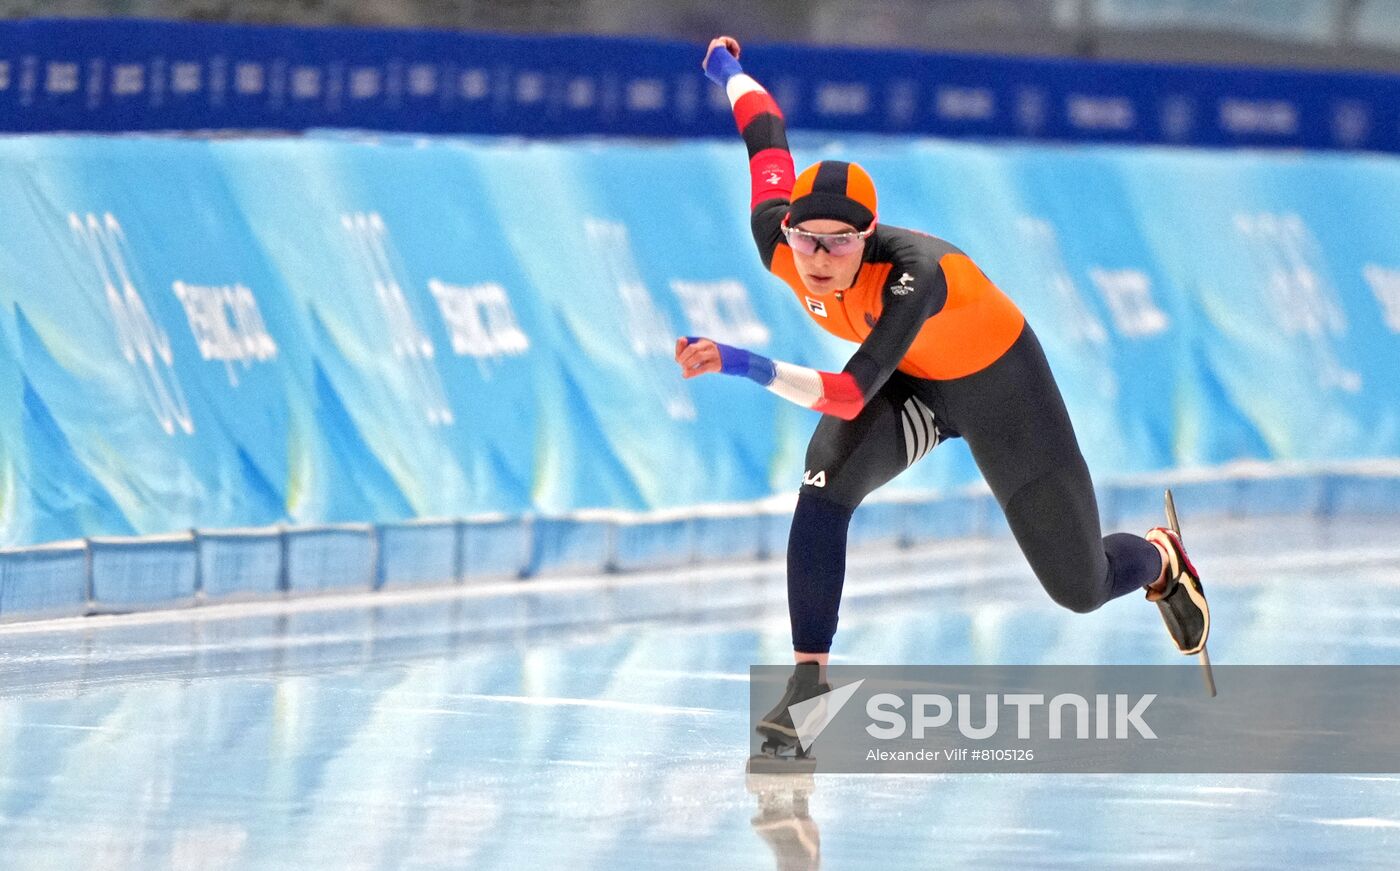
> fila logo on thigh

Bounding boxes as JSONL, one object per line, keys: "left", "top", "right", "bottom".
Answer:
{"left": 803, "top": 469, "right": 827, "bottom": 488}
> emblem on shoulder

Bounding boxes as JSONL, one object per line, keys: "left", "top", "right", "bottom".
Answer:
{"left": 889, "top": 272, "right": 916, "bottom": 295}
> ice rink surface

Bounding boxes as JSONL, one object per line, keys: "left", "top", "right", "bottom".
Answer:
{"left": 1, "top": 514, "right": 1399, "bottom": 870}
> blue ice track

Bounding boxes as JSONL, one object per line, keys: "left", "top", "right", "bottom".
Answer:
{"left": 1, "top": 515, "right": 1399, "bottom": 870}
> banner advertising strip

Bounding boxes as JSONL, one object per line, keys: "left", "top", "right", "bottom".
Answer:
{"left": 0, "top": 19, "right": 1399, "bottom": 152}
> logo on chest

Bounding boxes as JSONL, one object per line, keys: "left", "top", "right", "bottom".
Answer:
{"left": 805, "top": 297, "right": 827, "bottom": 318}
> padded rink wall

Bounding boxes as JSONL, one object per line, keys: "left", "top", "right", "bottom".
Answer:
{"left": 1, "top": 132, "right": 1399, "bottom": 618}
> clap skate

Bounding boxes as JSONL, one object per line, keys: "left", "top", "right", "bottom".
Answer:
{"left": 747, "top": 661, "right": 826, "bottom": 774}
{"left": 1149, "top": 490, "right": 1216, "bottom": 696}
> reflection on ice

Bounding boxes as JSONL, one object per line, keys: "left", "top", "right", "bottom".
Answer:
{"left": 749, "top": 772, "right": 820, "bottom": 871}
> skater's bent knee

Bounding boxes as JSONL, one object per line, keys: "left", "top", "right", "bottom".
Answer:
{"left": 1044, "top": 581, "right": 1105, "bottom": 614}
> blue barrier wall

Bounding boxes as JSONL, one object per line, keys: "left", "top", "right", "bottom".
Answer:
{"left": 2, "top": 19, "right": 1400, "bottom": 153}
{"left": 3, "top": 132, "right": 1400, "bottom": 546}
{"left": 1, "top": 131, "right": 1400, "bottom": 617}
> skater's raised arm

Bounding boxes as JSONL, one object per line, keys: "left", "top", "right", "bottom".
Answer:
{"left": 702, "top": 36, "right": 795, "bottom": 269}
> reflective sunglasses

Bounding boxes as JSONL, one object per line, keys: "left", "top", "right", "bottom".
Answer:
{"left": 781, "top": 220, "right": 875, "bottom": 257}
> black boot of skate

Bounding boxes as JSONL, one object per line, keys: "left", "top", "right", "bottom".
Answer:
{"left": 1146, "top": 526, "right": 1210, "bottom": 655}
{"left": 755, "top": 661, "right": 830, "bottom": 757}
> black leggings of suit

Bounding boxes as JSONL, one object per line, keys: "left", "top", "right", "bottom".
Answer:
{"left": 787, "top": 324, "right": 1162, "bottom": 654}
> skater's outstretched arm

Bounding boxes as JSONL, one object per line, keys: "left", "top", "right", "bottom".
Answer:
{"left": 675, "top": 335, "right": 865, "bottom": 419}
{"left": 672, "top": 247, "right": 945, "bottom": 421}
{"left": 702, "top": 36, "right": 794, "bottom": 270}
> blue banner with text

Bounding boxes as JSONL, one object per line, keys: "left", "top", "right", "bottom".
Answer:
{"left": 0, "top": 132, "right": 1398, "bottom": 545}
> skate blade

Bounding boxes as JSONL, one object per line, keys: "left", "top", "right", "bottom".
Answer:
{"left": 747, "top": 753, "right": 818, "bottom": 776}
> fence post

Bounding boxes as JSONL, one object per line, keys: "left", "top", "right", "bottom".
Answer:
{"left": 276, "top": 525, "right": 290, "bottom": 594}
{"left": 190, "top": 528, "right": 204, "bottom": 604}
{"left": 82, "top": 537, "right": 94, "bottom": 616}
{"left": 371, "top": 524, "right": 385, "bottom": 591}
{"left": 452, "top": 519, "right": 466, "bottom": 585}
